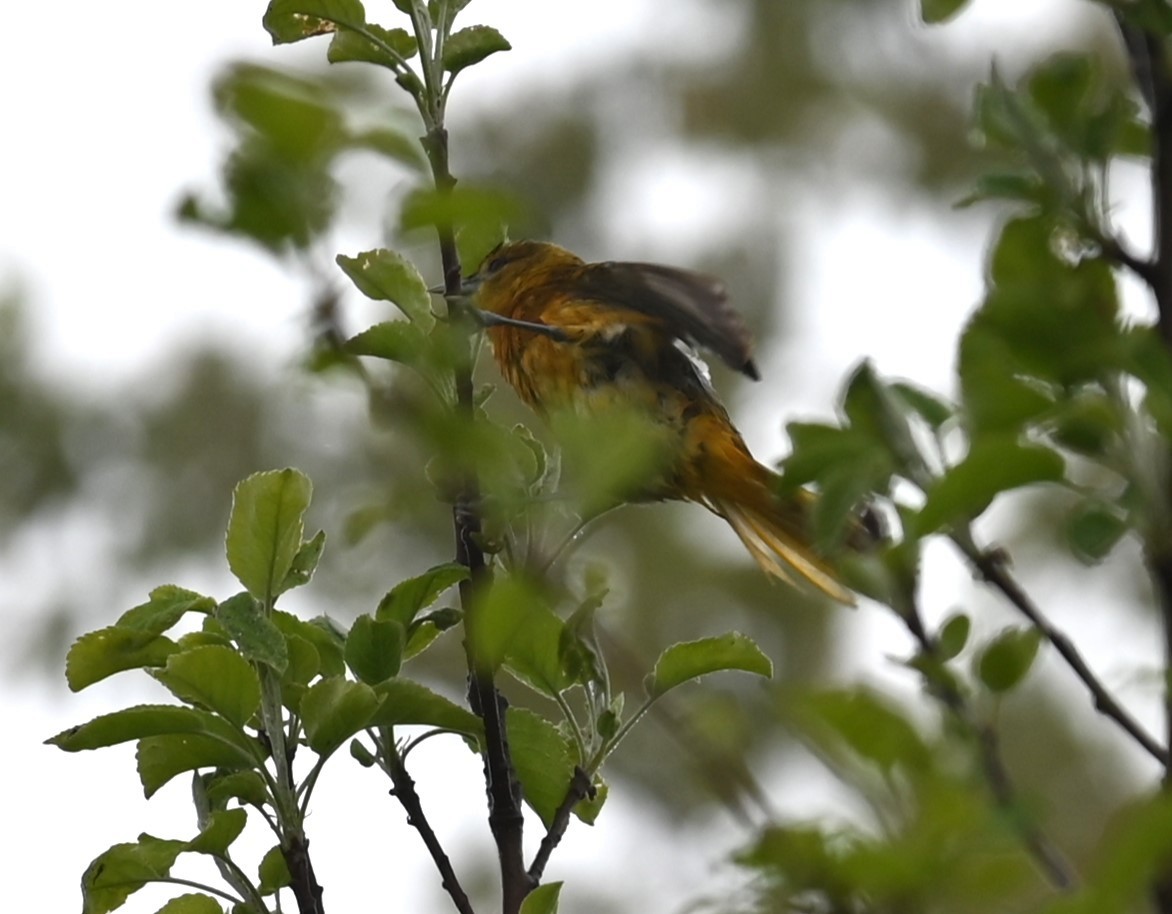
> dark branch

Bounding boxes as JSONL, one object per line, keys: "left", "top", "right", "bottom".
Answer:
{"left": 528, "top": 767, "right": 593, "bottom": 883}
{"left": 386, "top": 741, "right": 476, "bottom": 914}
{"left": 953, "top": 535, "right": 1168, "bottom": 767}
{"left": 423, "top": 123, "right": 531, "bottom": 914}
{"left": 282, "top": 833, "right": 325, "bottom": 914}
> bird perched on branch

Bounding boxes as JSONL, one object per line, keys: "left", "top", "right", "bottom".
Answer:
{"left": 452, "top": 239, "right": 858, "bottom": 603}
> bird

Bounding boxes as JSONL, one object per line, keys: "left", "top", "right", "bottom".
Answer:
{"left": 451, "top": 239, "right": 856, "bottom": 603}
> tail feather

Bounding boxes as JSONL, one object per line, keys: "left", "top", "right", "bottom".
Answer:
{"left": 711, "top": 497, "right": 856, "bottom": 604}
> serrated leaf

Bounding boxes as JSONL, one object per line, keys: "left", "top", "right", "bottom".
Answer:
{"left": 442, "top": 25, "right": 511, "bottom": 75}
{"left": 226, "top": 469, "right": 312, "bottom": 602}
{"left": 920, "top": 0, "right": 970, "bottom": 24}
{"left": 507, "top": 707, "right": 575, "bottom": 828}
{"left": 117, "top": 586, "right": 216, "bottom": 634}
{"left": 258, "top": 845, "right": 292, "bottom": 895}
{"left": 369, "top": 678, "right": 483, "bottom": 738}
{"left": 263, "top": 0, "right": 366, "bottom": 44}
{"left": 345, "top": 320, "right": 430, "bottom": 370}
{"left": 300, "top": 677, "right": 379, "bottom": 755}
{"left": 376, "top": 563, "right": 469, "bottom": 627}
{"left": 328, "top": 23, "right": 416, "bottom": 68}
{"left": 186, "top": 808, "right": 248, "bottom": 856}
{"left": 274, "top": 611, "right": 345, "bottom": 677}
{"left": 345, "top": 614, "right": 404, "bottom": 683}
{"left": 216, "top": 593, "right": 289, "bottom": 673}
{"left": 916, "top": 437, "right": 1064, "bottom": 535}
{"left": 336, "top": 249, "right": 434, "bottom": 328}
{"left": 520, "top": 881, "right": 563, "bottom": 914}
{"left": 65, "top": 627, "right": 179, "bottom": 692}
{"left": 936, "top": 613, "right": 971, "bottom": 661}
{"left": 648, "top": 632, "right": 773, "bottom": 698}
{"left": 890, "top": 382, "right": 954, "bottom": 430}
{"left": 138, "top": 734, "right": 257, "bottom": 798}
{"left": 976, "top": 627, "right": 1042, "bottom": 692}
{"left": 400, "top": 185, "right": 527, "bottom": 240}
{"left": 152, "top": 646, "right": 262, "bottom": 728}
{"left": 81, "top": 836, "right": 186, "bottom": 914}
{"left": 155, "top": 894, "right": 223, "bottom": 914}
{"left": 280, "top": 529, "right": 325, "bottom": 592}
{"left": 47, "top": 705, "right": 257, "bottom": 758}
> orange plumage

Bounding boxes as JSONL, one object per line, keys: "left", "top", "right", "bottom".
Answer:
{"left": 460, "top": 240, "right": 853, "bottom": 602}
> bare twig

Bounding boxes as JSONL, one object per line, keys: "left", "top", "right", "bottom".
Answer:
{"left": 952, "top": 530, "right": 1168, "bottom": 767}
{"left": 528, "top": 766, "right": 594, "bottom": 883}
{"left": 901, "top": 598, "right": 1077, "bottom": 890}
{"left": 385, "top": 738, "right": 476, "bottom": 914}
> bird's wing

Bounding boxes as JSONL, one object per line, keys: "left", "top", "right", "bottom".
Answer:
{"left": 555, "top": 261, "right": 760, "bottom": 380}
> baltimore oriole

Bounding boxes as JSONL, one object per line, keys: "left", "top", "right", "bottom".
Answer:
{"left": 454, "top": 240, "right": 855, "bottom": 603}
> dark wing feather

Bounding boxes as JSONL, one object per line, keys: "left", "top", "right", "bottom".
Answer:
{"left": 569, "top": 261, "right": 760, "bottom": 380}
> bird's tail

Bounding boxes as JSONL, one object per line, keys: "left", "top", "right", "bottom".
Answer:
{"left": 688, "top": 419, "right": 859, "bottom": 603}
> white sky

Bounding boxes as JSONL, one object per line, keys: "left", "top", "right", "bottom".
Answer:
{"left": 4, "top": 1, "right": 1165, "bottom": 913}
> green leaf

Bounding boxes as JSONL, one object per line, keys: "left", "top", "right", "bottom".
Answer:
{"left": 152, "top": 645, "right": 262, "bottom": 728}
{"left": 47, "top": 705, "right": 257, "bottom": 758}
{"left": 328, "top": 23, "right": 416, "bottom": 68}
{"left": 936, "top": 613, "right": 971, "bottom": 661}
{"left": 801, "top": 688, "right": 931, "bottom": 772}
{"left": 300, "top": 677, "right": 379, "bottom": 755}
{"left": 920, "top": 0, "right": 970, "bottom": 24}
{"left": 344, "top": 614, "right": 404, "bottom": 684}
{"left": 65, "top": 627, "right": 179, "bottom": 692}
{"left": 263, "top": 0, "right": 366, "bottom": 44}
{"left": 155, "top": 895, "right": 223, "bottom": 914}
{"left": 442, "top": 25, "right": 511, "bottom": 75}
{"left": 955, "top": 170, "right": 1046, "bottom": 209}
{"left": 349, "top": 124, "right": 428, "bottom": 172}
{"left": 375, "top": 562, "right": 470, "bottom": 627}
{"left": 226, "top": 469, "right": 313, "bottom": 602}
{"left": 520, "top": 881, "right": 563, "bottom": 914}
{"left": 138, "top": 734, "right": 258, "bottom": 798}
{"left": 890, "top": 381, "right": 954, "bottom": 430}
{"left": 204, "top": 770, "right": 269, "bottom": 808}
{"left": 345, "top": 320, "right": 431, "bottom": 371}
{"left": 1067, "top": 500, "right": 1130, "bottom": 564}
{"left": 81, "top": 836, "right": 186, "bottom": 914}
{"left": 274, "top": 611, "right": 345, "bottom": 677}
{"left": 400, "top": 185, "right": 527, "bottom": 241}
{"left": 186, "top": 808, "right": 248, "bottom": 856}
{"left": 976, "top": 627, "right": 1042, "bottom": 692}
{"left": 216, "top": 593, "right": 289, "bottom": 673}
{"left": 258, "top": 845, "right": 292, "bottom": 895}
{"left": 507, "top": 707, "right": 575, "bottom": 828}
{"left": 280, "top": 529, "right": 325, "bottom": 592}
{"left": 369, "top": 678, "right": 483, "bottom": 738}
{"left": 648, "top": 632, "right": 773, "bottom": 698}
{"left": 336, "top": 249, "right": 434, "bottom": 329}
{"left": 916, "top": 437, "right": 1064, "bottom": 535}
{"left": 117, "top": 586, "right": 216, "bottom": 634}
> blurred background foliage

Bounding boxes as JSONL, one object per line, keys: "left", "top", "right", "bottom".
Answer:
{"left": 5, "top": 1, "right": 1158, "bottom": 910}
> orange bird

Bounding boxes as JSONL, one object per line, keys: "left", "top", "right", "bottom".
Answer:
{"left": 457, "top": 240, "right": 854, "bottom": 602}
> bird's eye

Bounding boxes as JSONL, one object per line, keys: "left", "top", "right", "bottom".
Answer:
{"left": 486, "top": 255, "right": 508, "bottom": 274}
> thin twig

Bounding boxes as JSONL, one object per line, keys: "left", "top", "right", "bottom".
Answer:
{"left": 901, "top": 597, "right": 1077, "bottom": 890}
{"left": 952, "top": 530, "right": 1168, "bottom": 767}
{"left": 528, "top": 766, "right": 594, "bottom": 883}
{"left": 386, "top": 739, "right": 476, "bottom": 914}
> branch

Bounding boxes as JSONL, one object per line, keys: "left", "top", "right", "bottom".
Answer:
{"left": 951, "top": 531, "right": 1168, "bottom": 767}
{"left": 386, "top": 740, "right": 476, "bottom": 914}
{"left": 900, "top": 598, "right": 1077, "bottom": 890}
{"left": 528, "top": 767, "right": 593, "bottom": 883}
{"left": 282, "top": 833, "right": 325, "bottom": 914}
{"left": 422, "top": 122, "right": 531, "bottom": 914}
